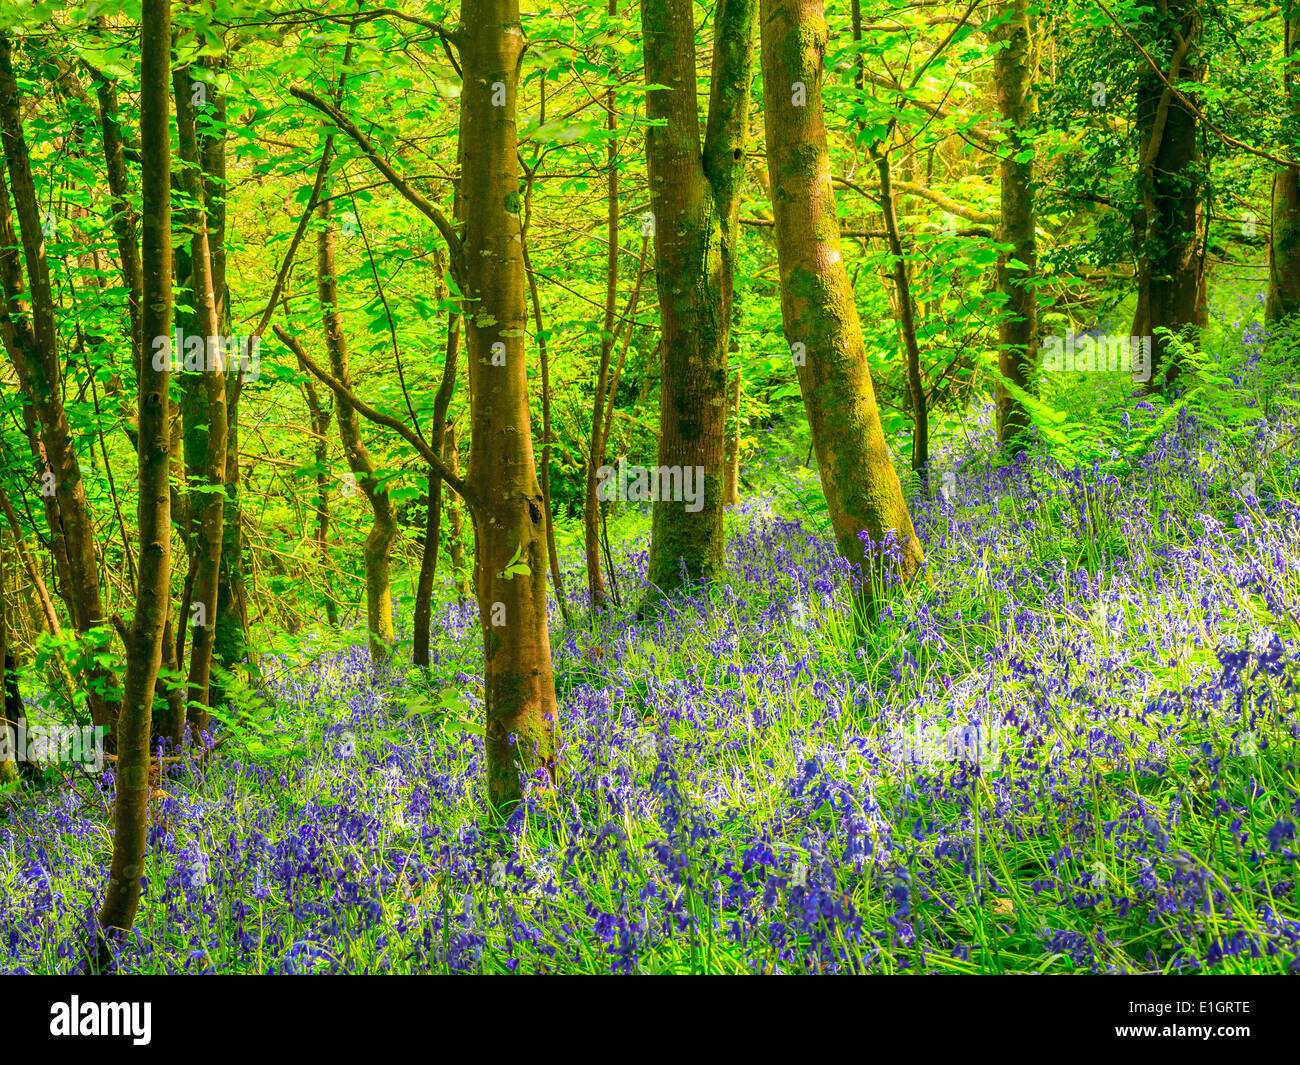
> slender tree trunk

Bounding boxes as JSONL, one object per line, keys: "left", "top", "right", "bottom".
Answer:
{"left": 1131, "top": 0, "right": 1205, "bottom": 391}
{"left": 724, "top": 370, "right": 742, "bottom": 506}
{"left": 994, "top": 0, "right": 1038, "bottom": 446}
{"left": 445, "top": 422, "right": 471, "bottom": 603}
{"left": 173, "top": 63, "right": 228, "bottom": 739}
{"left": 640, "top": 0, "right": 758, "bottom": 602}
{"left": 869, "top": 141, "right": 928, "bottom": 488}
{"left": 0, "top": 33, "right": 116, "bottom": 736}
{"left": 521, "top": 177, "right": 575, "bottom": 624}
{"left": 459, "top": 0, "right": 559, "bottom": 810}
{"left": 91, "top": 66, "right": 142, "bottom": 442}
{"left": 0, "top": 484, "right": 61, "bottom": 636}
{"left": 759, "top": 0, "right": 923, "bottom": 621}
{"left": 317, "top": 197, "right": 397, "bottom": 668}
{"left": 99, "top": 0, "right": 172, "bottom": 945}
{"left": 302, "top": 378, "right": 338, "bottom": 625}
{"left": 199, "top": 52, "right": 254, "bottom": 708}
{"left": 0, "top": 533, "right": 13, "bottom": 784}
{"left": 414, "top": 303, "right": 462, "bottom": 667}
{"left": 1270, "top": 12, "right": 1300, "bottom": 323}
{"left": 585, "top": 4, "right": 620, "bottom": 610}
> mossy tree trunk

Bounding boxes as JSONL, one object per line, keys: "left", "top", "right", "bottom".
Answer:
{"left": 639, "top": 0, "right": 758, "bottom": 601}
{"left": 173, "top": 61, "right": 228, "bottom": 739}
{"left": 1269, "top": 11, "right": 1300, "bottom": 323}
{"left": 1130, "top": 0, "right": 1205, "bottom": 391}
{"left": 993, "top": 0, "right": 1038, "bottom": 447}
{"left": 759, "top": 0, "right": 923, "bottom": 621}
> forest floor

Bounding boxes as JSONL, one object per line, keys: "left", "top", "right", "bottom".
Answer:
{"left": 3, "top": 384, "right": 1300, "bottom": 973}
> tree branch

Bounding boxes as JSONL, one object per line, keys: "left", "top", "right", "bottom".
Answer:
{"left": 289, "top": 86, "right": 464, "bottom": 271}
{"left": 273, "top": 324, "right": 477, "bottom": 509}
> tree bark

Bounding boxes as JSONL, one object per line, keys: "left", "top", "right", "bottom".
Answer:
{"left": 640, "top": 0, "right": 758, "bottom": 601}
{"left": 173, "top": 63, "right": 228, "bottom": 739}
{"left": 414, "top": 304, "right": 461, "bottom": 667}
{"left": 445, "top": 422, "right": 471, "bottom": 602}
{"left": 759, "top": 0, "right": 923, "bottom": 621}
{"left": 724, "top": 370, "right": 741, "bottom": 506}
{"left": 584, "top": 3, "right": 620, "bottom": 611}
{"left": 993, "top": 0, "right": 1038, "bottom": 446}
{"left": 1131, "top": 0, "right": 1205, "bottom": 391}
{"left": 1270, "top": 12, "right": 1300, "bottom": 323}
{"left": 99, "top": 0, "right": 172, "bottom": 945}
{"left": 459, "top": 0, "right": 559, "bottom": 809}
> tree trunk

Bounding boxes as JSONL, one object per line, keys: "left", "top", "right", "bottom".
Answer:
{"left": 0, "top": 33, "right": 116, "bottom": 737}
{"left": 0, "top": 532, "right": 14, "bottom": 784}
{"left": 640, "top": 0, "right": 758, "bottom": 602}
{"left": 522, "top": 177, "right": 573, "bottom": 623}
{"left": 993, "top": 0, "right": 1038, "bottom": 446}
{"left": 868, "top": 141, "right": 928, "bottom": 488}
{"left": 91, "top": 67, "right": 142, "bottom": 442}
{"left": 1270, "top": 12, "right": 1300, "bottom": 323}
{"left": 99, "top": 0, "right": 172, "bottom": 945}
{"left": 414, "top": 303, "right": 462, "bottom": 668}
{"left": 317, "top": 196, "right": 397, "bottom": 668}
{"left": 584, "top": 5, "right": 619, "bottom": 610}
{"left": 724, "top": 370, "right": 741, "bottom": 506}
{"left": 302, "top": 377, "right": 338, "bottom": 625}
{"left": 445, "top": 422, "right": 471, "bottom": 602}
{"left": 201, "top": 53, "right": 255, "bottom": 710}
{"left": 759, "top": 0, "right": 923, "bottom": 621}
{"left": 459, "top": 0, "right": 559, "bottom": 810}
{"left": 1131, "top": 0, "right": 1205, "bottom": 391}
{"left": 173, "top": 63, "right": 228, "bottom": 739}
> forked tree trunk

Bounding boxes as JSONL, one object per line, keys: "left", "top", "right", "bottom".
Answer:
{"left": 1269, "top": 12, "right": 1300, "bottom": 323}
{"left": 1131, "top": 0, "right": 1205, "bottom": 391}
{"left": 640, "top": 0, "right": 758, "bottom": 602}
{"left": 759, "top": 0, "right": 923, "bottom": 621}
{"left": 99, "top": 0, "right": 171, "bottom": 944}
{"left": 993, "top": 0, "right": 1038, "bottom": 446}
{"left": 200, "top": 53, "right": 255, "bottom": 709}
